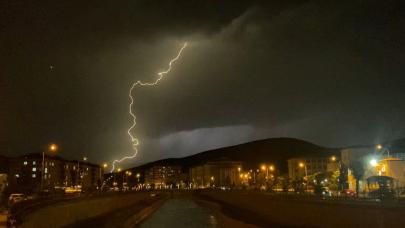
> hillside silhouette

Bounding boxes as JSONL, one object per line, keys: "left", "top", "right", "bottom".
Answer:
{"left": 130, "top": 137, "right": 339, "bottom": 173}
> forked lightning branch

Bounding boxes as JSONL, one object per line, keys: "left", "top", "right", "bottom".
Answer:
{"left": 110, "top": 42, "right": 188, "bottom": 172}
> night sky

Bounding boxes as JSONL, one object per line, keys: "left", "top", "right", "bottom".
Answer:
{"left": 1, "top": 0, "right": 405, "bottom": 167}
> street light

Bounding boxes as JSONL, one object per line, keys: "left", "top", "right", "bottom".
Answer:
{"left": 370, "top": 158, "right": 378, "bottom": 167}
{"left": 49, "top": 143, "right": 58, "bottom": 152}
{"left": 299, "top": 162, "right": 308, "bottom": 192}
{"left": 376, "top": 144, "right": 390, "bottom": 157}
{"left": 99, "top": 163, "right": 108, "bottom": 187}
{"left": 331, "top": 156, "right": 337, "bottom": 162}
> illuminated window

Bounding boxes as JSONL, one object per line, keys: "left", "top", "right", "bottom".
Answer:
{"left": 23, "top": 161, "right": 28, "bottom": 165}
{"left": 51, "top": 162, "right": 54, "bottom": 166}
{"left": 32, "top": 174, "right": 36, "bottom": 178}
{"left": 15, "top": 174, "right": 20, "bottom": 178}
{"left": 32, "top": 167, "right": 36, "bottom": 172}
{"left": 33, "top": 161, "right": 36, "bottom": 165}
{"left": 45, "top": 168, "right": 48, "bottom": 173}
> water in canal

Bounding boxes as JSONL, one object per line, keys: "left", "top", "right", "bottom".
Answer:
{"left": 140, "top": 198, "right": 219, "bottom": 228}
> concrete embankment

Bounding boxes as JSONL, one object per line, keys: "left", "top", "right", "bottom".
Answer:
{"left": 19, "top": 192, "right": 159, "bottom": 228}
{"left": 196, "top": 190, "right": 405, "bottom": 227}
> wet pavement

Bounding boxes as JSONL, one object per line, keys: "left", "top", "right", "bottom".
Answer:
{"left": 140, "top": 198, "right": 219, "bottom": 228}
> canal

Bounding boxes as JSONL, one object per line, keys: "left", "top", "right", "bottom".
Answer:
{"left": 140, "top": 198, "right": 219, "bottom": 228}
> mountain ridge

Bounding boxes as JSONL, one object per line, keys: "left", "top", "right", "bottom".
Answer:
{"left": 129, "top": 137, "right": 340, "bottom": 173}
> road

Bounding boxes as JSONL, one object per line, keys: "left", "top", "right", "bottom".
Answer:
{"left": 140, "top": 198, "right": 219, "bottom": 228}
{"left": 0, "top": 210, "right": 7, "bottom": 228}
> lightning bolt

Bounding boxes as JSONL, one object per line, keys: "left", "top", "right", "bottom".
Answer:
{"left": 110, "top": 42, "right": 188, "bottom": 172}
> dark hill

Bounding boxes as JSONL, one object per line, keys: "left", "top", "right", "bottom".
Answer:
{"left": 129, "top": 137, "right": 339, "bottom": 174}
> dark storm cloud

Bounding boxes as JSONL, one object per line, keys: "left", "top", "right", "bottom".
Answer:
{"left": 2, "top": 0, "right": 405, "bottom": 167}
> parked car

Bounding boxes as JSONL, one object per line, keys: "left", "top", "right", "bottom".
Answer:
{"left": 8, "top": 193, "right": 26, "bottom": 205}
{"left": 340, "top": 189, "right": 355, "bottom": 197}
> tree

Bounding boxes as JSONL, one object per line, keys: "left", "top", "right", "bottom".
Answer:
{"left": 280, "top": 176, "right": 290, "bottom": 192}
{"left": 338, "top": 163, "right": 348, "bottom": 191}
{"left": 351, "top": 161, "right": 364, "bottom": 197}
{"left": 328, "top": 170, "right": 340, "bottom": 191}
{"left": 292, "top": 177, "right": 304, "bottom": 193}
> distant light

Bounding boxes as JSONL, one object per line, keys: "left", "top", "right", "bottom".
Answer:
{"left": 376, "top": 144, "right": 382, "bottom": 150}
{"left": 299, "top": 162, "right": 305, "bottom": 168}
{"left": 331, "top": 156, "right": 337, "bottom": 162}
{"left": 49, "top": 143, "right": 58, "bottom": 152}
{"left": 370, "top": 159, "right": 378, "bottom": 167}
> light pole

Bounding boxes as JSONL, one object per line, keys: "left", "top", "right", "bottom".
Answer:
{"left": 101, "top": 163, "right": 107, "bottom": 180}
{"left": 41, "top": 143, "right": 58, "bottom": 192}
{"left": 98, "top": 163, "right": 107, "bottom": 190}
{"left": 75, "top": 156, "right": 87, "bottom": 189}
{"left": 124, "top": 171, "right": 132, "bottom": 190}
{"left": 299, "top": 162, "right": 308, "bottom": 192}
{"left": 261, "top": 165, "right": 268, "bottom": 179}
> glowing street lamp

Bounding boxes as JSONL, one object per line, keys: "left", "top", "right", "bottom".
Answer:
{"left": 376, "top": 144, "right": 383, "bottom": 150}
{"left": 103, "top": 163, "right": 108, "bottom": 168}
{"left": 370, "top": 159, "right": 378, "bottom": 167}
{"left": 331, "top": 156, "right": 337, "bottom": 162}
{"left": 49, "top": 143, "right": 58, "bottom": 152}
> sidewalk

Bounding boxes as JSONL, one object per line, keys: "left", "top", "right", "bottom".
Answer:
{"left": 0, "top": 209, "right": 8, "bottom": 228}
